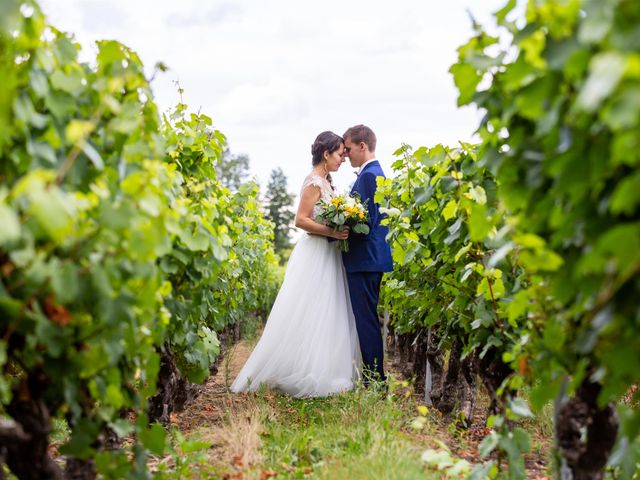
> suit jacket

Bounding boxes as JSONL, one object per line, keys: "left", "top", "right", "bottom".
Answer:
{"left": 342, "top": 160, "right": 393, "bottom": 273}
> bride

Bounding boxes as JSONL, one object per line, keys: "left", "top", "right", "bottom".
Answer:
{"left": 230, "top": 131, "right": 360, "bottom": 397}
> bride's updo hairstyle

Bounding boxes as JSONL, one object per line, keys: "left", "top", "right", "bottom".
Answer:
{"left": 311, "top": 131, "right": 342, "bottom": 189}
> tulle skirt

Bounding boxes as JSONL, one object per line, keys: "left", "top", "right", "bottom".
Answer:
{"left": 230, "top": 234, "right": 360, "bottom": 397}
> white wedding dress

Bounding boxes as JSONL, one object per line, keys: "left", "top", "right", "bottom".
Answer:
{"left": 230, "top": 174, "right": 360, "bottom": 397}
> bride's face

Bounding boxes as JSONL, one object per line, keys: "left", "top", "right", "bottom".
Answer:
{"left": 324, "top": 143, "right": 346, "bottom": 172}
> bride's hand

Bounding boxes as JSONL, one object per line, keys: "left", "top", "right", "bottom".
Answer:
{"left": 332, "top": 226, "right": 350, "bottom": 240}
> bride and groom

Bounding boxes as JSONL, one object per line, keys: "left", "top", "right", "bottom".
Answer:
{"left": 230, "top": 125, "right": 393, "bottom": 398}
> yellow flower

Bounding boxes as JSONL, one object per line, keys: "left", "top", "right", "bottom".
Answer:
{"left": 358, "top": 213, "right": 364, "bottom": 219}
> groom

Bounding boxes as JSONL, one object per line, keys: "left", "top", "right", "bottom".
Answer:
{"left": 342, "top": 125, "right": 393, "bottom": 383}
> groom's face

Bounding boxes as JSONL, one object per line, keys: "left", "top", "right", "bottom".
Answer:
{"left": 343, "top": 137, "right": 364, "bottom": 168}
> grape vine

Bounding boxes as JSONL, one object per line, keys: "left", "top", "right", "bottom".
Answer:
{"left": 0, "top": 2, "right": 279, "bottom": 478}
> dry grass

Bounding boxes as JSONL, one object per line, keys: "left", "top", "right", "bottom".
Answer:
{"left": 203, "top": 396, "right": 264, "bottom": 471}
{"left": 623, "top": 384, "right": 639, "bottom": 407}
{"left": 166, "top": 339, "right": 268, "bottom": 476}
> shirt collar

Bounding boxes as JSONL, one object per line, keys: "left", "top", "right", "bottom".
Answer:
{"left": 357, "top": 159, "right": 377, "bottom": 174}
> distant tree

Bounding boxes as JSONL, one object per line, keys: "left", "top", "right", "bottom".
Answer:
{"left": 215, "top": 147, "right": 250, "bottom": 191}
{"left": 265, "top": 167, "right": 295, "bottom": 257}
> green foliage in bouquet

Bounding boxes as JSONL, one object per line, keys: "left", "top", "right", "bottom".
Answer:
{"left": 315, "top": 193, "right": 370, "bottom": 252}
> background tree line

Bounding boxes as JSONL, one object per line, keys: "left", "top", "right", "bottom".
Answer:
{"left": 216, "top": 149, "right": 296, "bottom": 262}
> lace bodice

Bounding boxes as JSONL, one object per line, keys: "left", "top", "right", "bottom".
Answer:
{"left": 301, "top": 174, "right": 332, "bottom": 196}
{"left": 301, "top": 174, "right": 334, "bottom": 218}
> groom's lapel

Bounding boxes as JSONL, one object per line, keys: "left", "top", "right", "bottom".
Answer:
{"left": 359, "top": 160, "right": 379, "bottom": 176}
{"left": 350, "top": 172, "right": 360, "bottom": 194}
{"left": 352, "top": 162, "right": 380, "bottom": 194}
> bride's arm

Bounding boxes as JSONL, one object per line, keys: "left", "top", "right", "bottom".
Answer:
{"left": 294, "top": 186, "right": 349, "bottom": 240}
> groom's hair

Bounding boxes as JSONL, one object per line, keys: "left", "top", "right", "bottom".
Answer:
{"left": 343, "top": 125, "right": 376, "bottom": 153}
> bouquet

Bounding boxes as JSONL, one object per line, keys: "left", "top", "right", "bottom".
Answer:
{"left": 315, "top": 193, "right": 370, "bottom": 252}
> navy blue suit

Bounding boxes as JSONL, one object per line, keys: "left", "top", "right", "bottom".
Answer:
{"left": 342, "top": 160, "right": 393, "bottom": 382}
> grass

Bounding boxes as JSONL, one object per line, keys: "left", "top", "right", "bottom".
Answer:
{"left": 50, "top": 417, "right": 71, "bottom": 445}
{"left": 198, "top": 378, "right": 442, "bottom": 479}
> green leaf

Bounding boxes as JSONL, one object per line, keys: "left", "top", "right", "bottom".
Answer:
{"left": 65, "top": 120, "right": 95, "bottom": 144}
{"left": 601, "top": 86, "right": 640, "bottom": 130}
{"left": 610, "top": 171, "right": 640, "bottom": 215}
{"left": 179, "top": 228, "right": 209, "bottom": 252}
{"left": 28, "top": 140, "right": 57, "bottom": 164}
{"left": 442, "top": 199, "right": 458, "bottom": 221}
{"left": 514, "top": 233, "right": 545, "bottom": 249}
{"left": 392, "top": 243, "right": 407, "bottom": 266}
{"left": 50, "top": 261, "right": 79, "bottom": 304}
{"left": 45, "top": 91, "right": 75, "bottom": 118}
{"left": 478, "top": 431, "right": 499, "bottom": 458}
{"left": 31, "top": 188, "right": 76, "bottom": 243}
{"left": 13, "top": 94, "right": 48, "bottom": 129}
{"left": 97, "top": 40, "right": 127, "bottom": 65}
{"left": 140, "top": 423, "right": 166, "bottom": 456}
{"left": 454, "top": 243, "right": 472, "bottom": 262}
{"left": 0, "top": 203, "right": 21, "bottom": 245}
{"left": 492, "top": 278, "right": 505, "bottom": 298}
{"left": 50, "top": 69, "right": 85, "bottom": 97}
{"left": 53, "top": 36, "right": 79, "bottom": 64}
{"left": 81, "top": 142, "right": 104, "bottom": 170}
{"left": 519, "top": 29, "right": 546, "bottom": 70}
{"left": 468, "top": 204, "right": 491, "bottom": 242}
{"left": 508, "top": 397, "right": 534, "bottom": 418}
{"left": 494, "top": 0, "right": 517, "bottom": 23}
{"left": 60, "top": 419, "right": 99, "bottom": 459}
{"left": 576, "top": 52, "right": 626, "bottom": 113}
{"left": 108, "top": 419, "right": 135, "bottom": 438}
{"left": 353, "top": 223, "right": 369, "bottom": 234}
{"left": 594, "top": 223, "right": 640, "bottom": 276}
{"left": 29, "top": 69, "right": 50, "bottom": 98}
{"left": 578, "top": 2, "right": 614, "bottom": 44}
{"left": 515, "top": 77, "right": 553, "bottom": 120}
{"left": 440, "top": 176, "right": 459, "bottom": 193}
{"left": 105, "top": 384, "right": 125, "bottom": 409}
{"left": 518, "top": 248, "right": 564, "bottom": 272}
{"left": 211, "top": 241, "right": 228, "bottom": 261}
{"left": 414, "top": 185, "right": 434, "bottom": 205}
{"left": 450, "top": 62, "right": 481, "bottom": 106}
{"left": 507, "top": 290, "right": 531, "bottom": 324}
{"left": 180, "top": 438, "right": 212, "bottom": 453}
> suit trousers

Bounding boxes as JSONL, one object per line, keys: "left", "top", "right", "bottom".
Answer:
{"left": 346, "top": 271, "right": 385, "bottom": 382}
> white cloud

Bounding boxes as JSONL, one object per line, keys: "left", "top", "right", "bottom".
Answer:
{"left": 39, "top": 0, "right": 506, "bottom": 196}
{"left": 166, "top": 3, "right": 243, "bottom": 27}
{"left": 77, "top": 0, "right": 130, "bottom": 33}
{"left": 217, "top": 77, "right": 310, "bottom": 125}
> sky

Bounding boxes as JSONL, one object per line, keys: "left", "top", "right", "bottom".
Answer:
{"left": 39, "top": 0, "right": 506, "bottom": 196}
